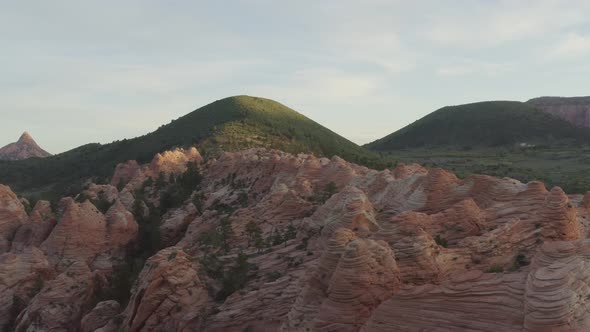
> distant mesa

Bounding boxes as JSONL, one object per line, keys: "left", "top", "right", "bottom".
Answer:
{"left": 0, "top": 131, "right": 52, "bottom": 161}
{"left": 527, "top": 96, "right": 590, "bottom": 128}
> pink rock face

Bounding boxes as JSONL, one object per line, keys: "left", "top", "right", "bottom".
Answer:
{"left": 4, "top": 146, "right": 590, "bottom": 331}
{"left": 40, "top": 199, "right": 108, "bottom": 268}
{"left": 40, "top": 198, "right": 137, "bottom": 271}
{"left": 121, "top": 247, "right": 210, "bottom": 332}
{"left": 81, "top": 300, "right": 121, "bottom": 332}
{"left": 148, "top": 147, "right": 203, "bottom": 177}
{"left": 14, "top": 261, "right": 95, "bottom": 332}
{"left": 0, "top": 132, "right": 52, "bottom": 161}
{"left": 0, "top": 185, "right": 28, "bottom": 249}
{"left": 284, "top": 229, "right": 400, "bottom": 331}
{"left": 0, "top": 247, "right": 53, "bottom": 330}
{"left": 528, "top": 96, "right": 590, "bottom": 127}
{"left": 11, "top": 201, "right": 57, "bottom": 253}
{"left": 110, "top": 160, "right": 141, "bottom": 187}
{"left": 79, "top": 184, "right": 120, "bottom": 203}
{"left": 160, "top": 203, "right": 199, "bottom": 247}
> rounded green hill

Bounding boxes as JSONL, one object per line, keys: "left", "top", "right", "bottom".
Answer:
{"left": 366, "top": 101, "right": 590, "bottom": 150}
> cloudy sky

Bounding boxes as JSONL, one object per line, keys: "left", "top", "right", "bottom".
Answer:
{"left": 1, "top": 0, "right": 589, "bottom": 153}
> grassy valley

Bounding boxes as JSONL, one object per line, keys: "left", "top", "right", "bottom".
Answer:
{"left": 368, "top": 100, "right": 590, "bottom": 194}
{"left": 383, "top": 145, "right": 590, "bottom": 194}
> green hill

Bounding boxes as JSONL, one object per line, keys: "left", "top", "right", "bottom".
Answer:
{"left": 0, "top": 96, "right": 379, "bottom": 197}
{"left": 366, "top": 101, "right": 590, "bottom": 150}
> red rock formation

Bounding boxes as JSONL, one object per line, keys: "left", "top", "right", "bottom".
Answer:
{"left": 361, "top": 270, "right": 527, "bottom": 331}
{"left": 528, "top": 96, "right": 590, "bottom": 127}
{"left": 3, "top": 146, "right": 590, "bottom": 331}
{"left": 306, "top": 186, "right": 378, "bottom": 238}
{"left": 0, "top": 132, "right": 51, "bottom": 161}
{"left": 14, "top": 261, "right": 95, "bottom": 332}
{"left": 40, "top": 199, "right": 108, "bottom": 268}
{"left": 284, "top": 229, "right": 400, "bottom": 331}
{"left": 0, "top": 248, "right": 53, "bottom": 330}
{"left": 160, "top": 203, "right": 199, "bottom": 247}
{"left": 148, "top": 147, "right": 203, "bottom": 178}
{"left": 0, "top": 185, "right": 28, "bottom": 252}
{"left": 81, "top": 300, "right": 121, "bottom": 332}
{"left": 40, "top": 198, "right": 137, "bottom": 271}
{"left": 121, "top": 247, "right": 210, "bottom": 332}
{"left": 110, "top": 160, "right": 141, "bottom": 187}
{"left": 11, "top": 201, "right": 57, "bottom": 253}
{"left": 374, "top": 212, "right": 442, "bottom": 284}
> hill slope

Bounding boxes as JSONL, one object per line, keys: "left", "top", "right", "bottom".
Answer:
{"left": 0, "top": 132, "right": 51, "bottom": 160}
{"left": 366, "top": 101, "right": 590, "bottom": 150}
{"left": 0, "top": 96, "right": 377, "bottom": 196}
{"left": 527, "top": 96, "right": 590, "bottom": 128}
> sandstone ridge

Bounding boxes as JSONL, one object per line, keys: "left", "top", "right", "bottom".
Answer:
{"left": 1, "top": 146, "right": 590, "bottom": 331}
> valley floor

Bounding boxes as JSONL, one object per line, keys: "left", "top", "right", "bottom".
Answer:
{"left": 386, "top": 145, "right": 590, "bottom": 194}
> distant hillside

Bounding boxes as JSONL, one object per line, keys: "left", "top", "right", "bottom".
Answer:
{"left": 0, "top": 96, "right": 379, "bottom": 196}
{"left": 527, "top": 96, "right": 590, "bottom": 128}
{"left": 0, "top": 132, "right": 51, "bottom": 161}
{"left": 366, "top": 101, "right": 590, "bottom": 151}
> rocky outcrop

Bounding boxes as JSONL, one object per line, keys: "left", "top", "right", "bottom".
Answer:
{"left": 14, "top": 262, "right": 95, "bottom": 332}
{"left": 361, "top": 270, "right": 527, "bottom": 331}
{"left": 306, "top": 186, "right": 378, "bottom": 238}
{"left": 524, "top": 241, "right": 590, "bottom": 331}
{"left": 0, "top": 132, "right": 52, "bottom": 161}
{"left": 360, "top": 239, "right": 590, "bottom": 332}
{"left": 160, "top": 204, "right": 199, "bottom": 247}
{"left": 110, "top": 160, "right": 141, "bottom": 187}
{"left": 79, "top": 184, "right": 120, "bottom": 204}
{"left": 40, "top": 198, "right": 137, "bottom": 271}
{"left": 11, "top": 201, "right": 57, "bottom": 253}
{"left": 3, "top": 146, "right": 590, "bottom": 331}
{"left": 148, "top": 147, "right": 203, "bottom": 177}
{"left": 0, "top": 185, "right": 28, "bottom": 253}
{"left": 528, "top": 96, "right": 590, "bottom": 127}
{"left": 40, "top": 199, "right": 108, "bottom": 269}
{"left": 121, "top": 247, "right": 210, "bottom": 332}
{"left": 0, "top": 248, "right": 52, "bottom": 330}
{"left": 374, "top": 212, "right": 442, "bottom": 284}
{"left": 284, "top": 229, "right": 400, "bottom": 331}
{"left": 81, "top": 300, "right": 121, "bottom": 332}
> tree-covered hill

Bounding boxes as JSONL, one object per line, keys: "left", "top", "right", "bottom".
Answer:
{"left": 0, "top": 96, "right": 380, "bottom": 197}
{"left": 366, "top": 101, "right": 590, "bottom": 151}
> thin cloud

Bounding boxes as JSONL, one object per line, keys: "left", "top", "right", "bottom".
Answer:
{"left": 436, "top": 60, "right": 514, "bottom": 77}
{"left": 427, "top": 1, "right": 589, "bottom": 48}
{"left": 547, "top": 33, "right": 590, "bottom": 60}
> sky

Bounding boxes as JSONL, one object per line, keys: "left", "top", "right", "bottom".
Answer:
{"left": 1, "top": 0, "right": 590, "bottom": 154}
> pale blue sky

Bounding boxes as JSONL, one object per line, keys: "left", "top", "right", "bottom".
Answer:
{"left": 1, "top": 0, "right": 590, "bottom": 153}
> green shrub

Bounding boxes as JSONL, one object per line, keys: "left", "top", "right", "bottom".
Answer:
{"left": 267, "top": 271, "right": 282, "bottom": 282}
{"left": 486, "top": 266, "right": 503, "bottom": 273}
{"left": 515, "top": 254, "right": 528, "bottom": 267}
{"left": 434, "top": 234, "right": 448, "bottom": 248}
{"left": 216, "top": 252, "right": 255, "bottom": 301}
{"left": 313, "top": 181, "right": 338, "bottom": 204}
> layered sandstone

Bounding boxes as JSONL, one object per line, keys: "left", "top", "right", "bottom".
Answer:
{"left": 14, "top": 262, "right": 95, "bottom": 332}
{"left": 121, "top": 247, "right": 210, "bottom": 332}
{"left": 2, "top": 146, "right": 590, "bottom": 331}
{"left": 528, "top": 96, "right": 590, "bottom": 127}
{"left": 0, "top": 185, "right": 28, "bottom": 252}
